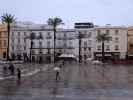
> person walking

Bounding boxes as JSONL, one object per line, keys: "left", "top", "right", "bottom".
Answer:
{"left": 54, "top": 67, "right": 60, "bottom": 81}
{"left": 9, "top": 63, "right": 15, "bottom": 75}
{"left": 17, "top": 68, "right": 21, "bottom": 81}
{"left": 3, "top": 65, "right": 8, "bottom": 76}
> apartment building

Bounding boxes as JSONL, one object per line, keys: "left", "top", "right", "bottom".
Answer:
{"left": 0, "top": 24, "right": 8, "bottom": 59}
{"left": 127, "top": 26, "right": 133, "bottom": 59}
{"left": 9, "top": 22, "right": 78, "bottom": 63}
{"left": 9, "top": 21, "right": 129, "bottom": 62}
{"left": 75, "top": 22, "right": 95, "bottom": 62}
{"left": 94, "top": 25, "right": 127, "bottom": 60}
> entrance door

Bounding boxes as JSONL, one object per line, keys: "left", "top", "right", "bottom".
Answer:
{"left": 3, "top": 52, "right": 6, "bottom": 58}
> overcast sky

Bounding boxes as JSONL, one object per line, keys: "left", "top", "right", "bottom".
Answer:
{"left": 0, "top": 0, "right": 133, "bottom": 28}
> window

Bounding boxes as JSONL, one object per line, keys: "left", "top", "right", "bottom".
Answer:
{"left": 115, "top": 30, "right": 119, "bottom": 35}
{"left": 88, "top": 47, "right": 91, "bottom": 51}
{"left": 31, "top": 50, "right": 35, "bottom": 54}
{"left": 84, "top": 47, "right": 87, "bottom": 51}
{"left": 115, "top": 45, "right": 119, "bottom": 51}
{"left": 106, "top": 30, "right": 110, "bottom": 34}
{"left": 47, "top": 32, "right": 50, "bottom": 36}
{"left": 115, "top": 37, "right": 119, "bottom": 43}
{"left": 88, "top": 32, "right": 91, "bottom": 37}
{"left": 12, "top": 32, "right": 14, "bottom": 36}
{"left": 84, "top": 30, "right": 87, "bottom": 34}
{"left": 97, "top": 45, "right": 101, "bottom": 50}
{"left": 24, "top": 39, "right": 26, "bottom": 43}
{"left": 84, "top": 41, "right": 87, "bottom": 47}
{"left": 24, "top": 32, "right": 26, "bottom": 36}
{"left": 47, "top": 32, "right": 51, "bottom": 39}
{"left": 97, "top": 30, "right": 101, "bottom": 34}
{"left": 3, "top": 40, "right": 6, "bottom": 47}
{"left": 69, "top": 41, "right": 72, "bottom": 45}
{"left": 0, "top": 40, "right": 2, "bottom": 47}
{"left": 39, "top": 32, "right": 43, "bottom": 39}
{"left": 84, "top": 55, "right": 87, "bottom": 60}
{"left": 24, "top": 46, "right": 26, "bottom": 50}
{"left": 39, "top": 41, "right": 42, "bottom": 47}
{"left": 12, "top": 46, "right": 14, "bottom": 50}
{"left": 18, "top": 32, "right": 20, "bottom": 36}
{"left": 64, "top": 33, "right": 67, "bottom": 37}
{"left": 64, "top": 43, "right": 67, "bottom": 47}
{"left": 106, "top": 37, "right": 112, "bottom": 43}
{"left": 47, "top": 41, "right": 50, "bottom": 48}
{"left": 12, "top": 39, "right": 14, "bottom": 43}
{"left": 106, "top": 45, "right": 110, "bottom": 51}
{"left": 18, "top": 38, "right": 20, "bottom": 43}
{"left": 88, "top": 40, "right": 91, "bottom": 45}
{"left": 130, "top": 44, "right": 133, "bottom": 49}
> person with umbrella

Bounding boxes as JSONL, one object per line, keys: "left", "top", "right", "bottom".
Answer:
{"left": 54, "top": 67, "right": 60, "bottom": 81}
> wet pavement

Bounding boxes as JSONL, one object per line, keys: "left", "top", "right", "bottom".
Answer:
{"left": 0, "top": 62, "right": 133, "bottom": 99}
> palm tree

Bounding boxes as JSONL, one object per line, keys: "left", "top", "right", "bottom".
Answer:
{"left": 47, "top": 17, "right": 63, "bottom": 63}
{"left": 96, "top": 33, "right": 111, "bottom": 62}
{"left": 78, "top": 32, "right": 86, "bottom": 63}
{"left": 28, "top": 32, "right": 36, "bottom": 62}
{"left": 37, "top": 33, "right": 43, "bottom": 63}
{"left": 1, "top": 13, "right": 16, "bottom": 60}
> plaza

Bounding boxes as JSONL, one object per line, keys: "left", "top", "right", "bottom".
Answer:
{"left": 0, "top": 62, "right": 132, "bottom": 100}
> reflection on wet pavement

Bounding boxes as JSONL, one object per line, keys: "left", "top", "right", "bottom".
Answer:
{"left": 0, "top": 63, "right": 133, "bottom": 99}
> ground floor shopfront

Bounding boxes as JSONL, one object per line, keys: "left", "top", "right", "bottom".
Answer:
{"left": 94, "top": 52, "right": 123, "bottom": 61}
{"left": 31, "top": 54, "right": 53, "bottom": 63}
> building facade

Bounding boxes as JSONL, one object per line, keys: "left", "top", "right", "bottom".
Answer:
{"left": 10, "top": 22, "right": 54, "bottom": 62}
{"left": 94, "top": 25, "right": 127, "bottom": 60}
{"left": 0, "top": 24, "right": 8, "bottom": 59}
{"left": 127, "top": 26, "right": 133, "bottom": 59}
{"left": 9, "top": 22, "right": 129, "bottom": 62}
{"left": 9, "top": 22, "right": 78, "bottom": 63}
{"left": 75, "top": 22, "right": 95, "bottom": 62}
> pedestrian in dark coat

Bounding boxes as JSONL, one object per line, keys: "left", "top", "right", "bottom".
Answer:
{"left": 17, "top": 68, "right": 21, "bottom": 81}
{"left": 3, "top": 65, "right": 7, "bottom": 75}
{"left": 9, "top": 63, "right": 15, "bottom": 75}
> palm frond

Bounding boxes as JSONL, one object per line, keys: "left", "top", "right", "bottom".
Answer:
{"left": 96, "top": 33, "right": 112, "bottom": 42}
{"left": 47, "top": 17, "right": 63, "bottom": 27}
{"left": 1, "top": 13, "right": 16, "bottom": 24}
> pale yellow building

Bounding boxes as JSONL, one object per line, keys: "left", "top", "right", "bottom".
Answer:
{"left": 0, "top": 24, "right": 8, "bottom": 59}
{"left": 128, "top": 26, "right": 133, "bottom": 58}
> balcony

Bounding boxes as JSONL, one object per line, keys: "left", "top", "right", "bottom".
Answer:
{"left": 56, "top": 46, "right": 74, "bottom": 49}
{"left": 56, "top": 37, "right": 74, "bottom": 40}
{"left": 46, "top": 36, "right": 52, "bottom": 39}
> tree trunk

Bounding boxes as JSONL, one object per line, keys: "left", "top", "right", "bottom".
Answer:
{"left": 102, "top": 42, "right": 105, "bottom": 63}
{"left": 53, "top": 27, "right": 56, "bottom": 63}
{"left": 79, "top": 37, "right": 81, "bottom": 63}
{"left": 30, "top": 40, "right": 33, "bottom": 62}
{"left": 7, "top": 24, "right": 10, "bottom": 60}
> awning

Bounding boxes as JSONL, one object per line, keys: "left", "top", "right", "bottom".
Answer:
{"left": 58, "top": 54, "right": 76, "bottom": 58}
{"left": 96, "top": 54, "right": 111, "bottom": 57}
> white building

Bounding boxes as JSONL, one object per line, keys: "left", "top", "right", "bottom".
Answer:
{"left": 9, "top": 22, "right": 128, "bottom": 63}
{"left": 75, "top": 22, "right": 96, "bottom": 62}
{"left": 94, "top": 25, "right": 128, "bottom": 60}
{"left": 9, "top": 22, "right": 78, "bottom": 63}
{"left": 56, "top": 29, "right": 78, "bottom": 57}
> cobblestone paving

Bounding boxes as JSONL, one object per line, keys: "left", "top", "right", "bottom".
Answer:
{"left": 0, "top": 62, "right": 133, "bottom": 99}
